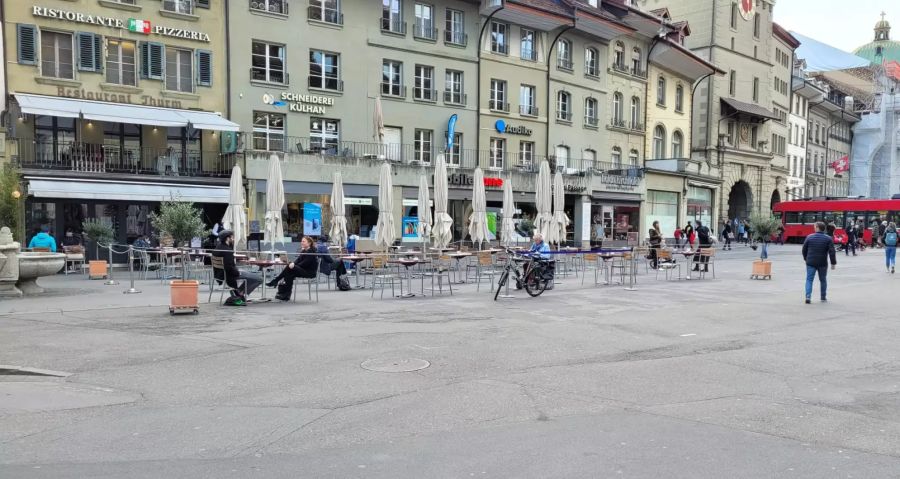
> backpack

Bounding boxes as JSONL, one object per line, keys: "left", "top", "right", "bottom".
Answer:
{"left": 887, "top": 231, "right": 898, "bottom": 247}
{"left": 336, "top": 274, "right": 352, "bottom": 291}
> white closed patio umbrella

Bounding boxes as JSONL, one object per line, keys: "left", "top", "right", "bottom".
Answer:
{"left": 375, "top": 162, "right": 395, "bottom": 251}
{"left": 417, "top": 174, "right": 432, "bottom": 242}
{"left": 501, "top": 178, "right": 516, "bottom": 246}
{"left": 263, "top": 154, "right": 285, "bottom": 254}
{"left": 550, "top": 172, "right": 570, "bottom": 246}
{"left": 535, "top": 160, "right": 553, "bottom": 241}
{"left": 431, "top": 154, "right": 453, "bottom": 249}
{"left": 468, "top": 167, "right": 489, "bottom": 249}
{"left": 222, "top": 165, "right": 247, "bottom": 250}
{"left": 329, "top": 171, "right": 348, "bottom": 247}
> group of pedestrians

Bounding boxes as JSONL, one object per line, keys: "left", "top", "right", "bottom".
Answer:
{"left": 647, "top": 220, "right": 712, "bottom": 273}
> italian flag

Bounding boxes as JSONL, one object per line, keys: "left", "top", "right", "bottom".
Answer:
{"left": 128, "top": 18, "right": 151, "bottom": 34}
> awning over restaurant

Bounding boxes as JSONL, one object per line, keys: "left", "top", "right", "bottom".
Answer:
{"left": 27, "top": 177, "right": 230, "bottom": 204}
{"left": 14, "top": 93, "right": 240, "bottom": 131}
{"left": 720, "top": 97, "right": 780, "bottom": 121}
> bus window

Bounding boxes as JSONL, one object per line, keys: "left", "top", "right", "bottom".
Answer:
{"left": 801, "top": 212, "right": 820, "bottom": 224}
{"left": 785, "top": 212, "right": 801, "bottom": 224}
{"left": 889, "top": 212, "right": 900, "bottom": 225}
{"left": 832, "top": 212, "right": 844, "bottom": 226}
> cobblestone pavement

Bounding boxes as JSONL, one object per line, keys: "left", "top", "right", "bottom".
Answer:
{"left": 2, "top": 244, "right": 900, "bottom": 478}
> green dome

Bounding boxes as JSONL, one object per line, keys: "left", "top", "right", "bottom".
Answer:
{"left": 853, "top": 14, "right": 900, "bottom": 64}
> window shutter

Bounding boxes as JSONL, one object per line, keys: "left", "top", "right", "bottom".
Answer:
{"left": 17, "top": 24, "right": 38, "bottom": 65}
{"left": 196, "top": 0, "right": 210, "bottom": 8}
{"left": 196, "top": 50, "right": 212, "bottom": 87}
{"left": 77, "top": 32, "right": 98, "bottom": 71}
{"left": 141, "top": 42, "right": 164, "bottom": 80}
{"left": 93, "top": 35, "right": 103, "bottom": 72}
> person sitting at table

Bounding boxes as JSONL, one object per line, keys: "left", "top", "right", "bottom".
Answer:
{"left": 213, "top": 230, "right": 261, "bottom": 305}
{"left": 28, "top": 226, "right": 57, "bottom": 252}
{"left": 316, "top": 235, "right": 348, "bottom": 279}
{"left": 267, "top": 236, "right": 319, "bottom": 301}
{"left": 529, "top": 233, "right": 550, "bottom": 259}
{"left": 62, "top": 229, "right": 82, "bottom": 247}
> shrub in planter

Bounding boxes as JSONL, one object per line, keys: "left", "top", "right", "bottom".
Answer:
{"left": 150, "top": 201, "right": 208, "bottom": 313}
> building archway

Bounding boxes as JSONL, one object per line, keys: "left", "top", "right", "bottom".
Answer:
{"left": 770, "top": 189, "right": 781, "bottom": 211}
{"left": 727, "top": 180, "right": 753, "bottom": 220}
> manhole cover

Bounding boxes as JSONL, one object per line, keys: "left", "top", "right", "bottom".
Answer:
{"left": 360, "top": 358, "right": 430, "bottom": 373}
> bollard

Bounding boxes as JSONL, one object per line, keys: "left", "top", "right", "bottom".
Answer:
{"left": 123, "top": 245, "right": 141, "bottom": 294}
{"left": 104, "top": 243, "right": 118, "bottom": 286}
{"left": 624, "top": 248, "right": 637, "bottom": 291}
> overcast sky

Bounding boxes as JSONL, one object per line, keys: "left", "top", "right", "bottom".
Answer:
{"left": 774, "top": 1, "right": 896, "bottom": 52}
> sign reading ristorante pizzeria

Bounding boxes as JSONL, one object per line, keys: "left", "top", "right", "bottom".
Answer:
{"left": 31, "top": 6, "right": 211, "bottom": 43}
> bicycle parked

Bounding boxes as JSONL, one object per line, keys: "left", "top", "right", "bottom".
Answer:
{"left": 494, "top": 247, "right": 554, "bottom": 300}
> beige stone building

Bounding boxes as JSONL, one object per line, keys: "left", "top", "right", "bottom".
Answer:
{"left": 4, "top": 0, "right": 237, "bottom": 249}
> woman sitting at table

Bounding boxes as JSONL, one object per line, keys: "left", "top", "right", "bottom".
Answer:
{"left": 268, "top": 236, "right": 319, "bottom": 301}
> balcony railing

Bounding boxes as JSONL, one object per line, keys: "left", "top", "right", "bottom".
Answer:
{"left": 556, "top": 110, "right": 573, "bottom": 122}
{"left": 16, "top": 140, "right": 236, "bottom": 177}
{"left": 584, "top": 116, "right": 598, "bottom": 127}
{"left": 632, "top": 66, "right": 647, "bottom": 79}
{"left": 381, "top": 83, "right": 406, "bottom": 98}
{"left": 557, "top": 58, "right": 574, "bottom": 71}
{"left": 251, "top": 67, "right": 288, "bottom": 85}
{"left": 610, "top": 118, "right": 627, "bottom": 129}
{"left": 445, "top": 30, "right": 467, "bottom": 46}
{"left": 519, "top": 104, "right": 538, "bottom": 116}
{"left": 630, "top": 121, "right": 645, "bottom": 132}
{"left": 413, "top": 23, "right": 437, "bottom": 41}
{"left": 381, "top": 17, "right": 406, "bottom": 35}
{"left": 492, "top": 43, "right": 509, "bottom": 55}
{"left": 585, "top": 63, "right": 599, "bottom": 78}
{"left": 250, "top": 0, "right": 288, "bottom": 15}
{"left": 308, "top": 6, "right": 342, "bottom": 24}
{"left": 443, "top": 91, "right": 466, "bottom": 105}
{"left": 414, "top": 88, "right": 438, "bottom": 102}
{"left": 521, "top": 48, "right": 536, "bottom": 61}
{"left": 309, "top": 76, "right": 342, "bottom": 91}
{"left": 611, "top": 62, "right": 628, "bottom": 74}
{"left": 489, "top": 100, "right": 510, "bottom": 112}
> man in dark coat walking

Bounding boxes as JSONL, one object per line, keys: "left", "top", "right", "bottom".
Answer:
{"left": 802, "top": 221, "right": 837, "bottom": 304}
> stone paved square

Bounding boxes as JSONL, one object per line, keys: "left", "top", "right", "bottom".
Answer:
{"left": 2, "top": 245, "right": 900, "bottom": 478}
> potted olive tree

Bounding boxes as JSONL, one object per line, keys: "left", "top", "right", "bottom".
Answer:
{"left": 82, "top": 219, "right": 115, "bottom": 279}
{"left": 749, "top": 214, "right": 782, "bottom": 279}
{"left": 150, "top": 201, "right": 207, "bottom": 314}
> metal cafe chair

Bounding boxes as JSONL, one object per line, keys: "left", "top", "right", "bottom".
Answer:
{"left": 209, "top": 256, "right": 245, "bottom": 303}
{"left": 292, "top": 257, "right": 322, "bottom": 303}
{"left": 369, "top": 254, "right": 401, "bottom": 299}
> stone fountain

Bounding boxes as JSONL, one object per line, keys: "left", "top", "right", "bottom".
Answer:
{"left": 0, "top": 226, "right": 67, "bottom": 296}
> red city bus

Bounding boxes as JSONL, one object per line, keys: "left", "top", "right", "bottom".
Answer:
{"left": 772, "top": 198, "right": 900, "bottom": 244}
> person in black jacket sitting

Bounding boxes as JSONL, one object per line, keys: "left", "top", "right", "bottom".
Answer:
{"left": 267, "top": 236, "right": 319, "bottom": 301}
{"left": 213, "top": 230, "right": 261, "bottom": 304}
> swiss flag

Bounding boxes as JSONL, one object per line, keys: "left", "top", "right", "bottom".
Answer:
{"left": 830, "top": 155, "right": 850, "bottom": 174}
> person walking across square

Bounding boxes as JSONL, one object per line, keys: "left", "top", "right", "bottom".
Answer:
{"left": 802, "top": 221, "right": 837, "bottom": 304}
{"left": 882, "top": 222, "right": 897, "bottom": 273}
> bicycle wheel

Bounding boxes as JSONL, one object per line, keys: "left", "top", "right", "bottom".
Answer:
{"left": 523, "top": 269, "right": 548, "bottom": 297}
{"left": 494, "top": 271, "right": 509, "bottom": 301}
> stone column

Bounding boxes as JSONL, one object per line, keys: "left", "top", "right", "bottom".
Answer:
{"left": 573, "top": 195, "right": 592, "bottom": 249}
{"left": 0, "top": 227, "right": 22, "bottom": 297}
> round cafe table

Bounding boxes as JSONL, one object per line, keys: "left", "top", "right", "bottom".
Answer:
{"left": 388, "top": 258, "right": 430, "bottom": 297}
{"left": 243, "top": 258, "right": 285, "bottom": 301}
{"left": 678, "top": 250, "right": 696, "bottom": 279}
{"left": 340, "top": 254, "right": 370, "bottom": 289}
{"left": 445, "top": 251, "right": 472, "bottom": 283}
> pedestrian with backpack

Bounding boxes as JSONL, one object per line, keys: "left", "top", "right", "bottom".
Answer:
{"left": 882, "top": 222, "right": 897, "bottom": 273}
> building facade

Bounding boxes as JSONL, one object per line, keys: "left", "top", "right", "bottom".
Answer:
{"left": 769, "top": 23, "right": 798, "bottom": 206}
{"left": 4, "top": 0, "right": 238, "bottom": 249}
{"left": 786, "top": 59, "right": 823, "bottom": 200}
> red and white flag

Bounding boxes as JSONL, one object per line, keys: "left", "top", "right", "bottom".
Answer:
{"left": 830, "top": 155, "right": 850, "bottom": 174}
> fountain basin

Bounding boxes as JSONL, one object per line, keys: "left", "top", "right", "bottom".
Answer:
{"left": 17, "top": 252, "right": 66, "bottom": 295}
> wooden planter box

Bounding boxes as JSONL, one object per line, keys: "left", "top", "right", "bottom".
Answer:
{"left": 88, "top": 260, "right": 108, "bottom": 279}
{"left": 170, "top": 280, "right": 199, "bottom": 315}
{"left": 751, "top": 260, "right": 772, "bottom": 279}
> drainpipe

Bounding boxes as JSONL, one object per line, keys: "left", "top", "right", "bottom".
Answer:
{"left": 689, "top": 72, "right": 714, "bottom": 157}
{"left": 475, "top": 3, "right": 504, "bottom": 156}
{"left": 225, "top": 0, "right": 232, "bottom": 120}
{"left": 545, "top": 13, "right": 576, "bottom": 161}
{"left": 643, "top": 32, "right": 665, "bottom": 160}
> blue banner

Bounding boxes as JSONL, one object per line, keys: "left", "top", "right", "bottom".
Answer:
{"left": 447, "top": 114, "right": 458, "bottom": 151}
{"left": 303, "top": 203, "right": 322, "bottom": 236}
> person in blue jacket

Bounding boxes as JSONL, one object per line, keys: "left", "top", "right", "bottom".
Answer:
{"left": 802, "top": 221, "right": 837, "bottom": 304}
{"left": 28, "top": 226, "right": 57, "bottom": 252}
{"left": 529, "top": 233, "right": 550, "bottom": 259}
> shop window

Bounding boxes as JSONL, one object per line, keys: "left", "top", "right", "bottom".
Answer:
{"left": 310, "top": 50, "right": 340, "bottom": 91}
{"left": 165, "top": 47, "right": 193, "bottom": 93}
{"left": 252, "top": 40, "right": 286, "bottom": 84}
{"left": 106, "top": 39, "right": 137, "bottom": 86}
{"left": 252, "top": 111, "right": 285, "bottom": 151}
{"left": 687, "top": 187, "right": 712, "bottom": 227}
{"left": 311, "top": 118, "right": 339, "bottom": 153}
{"left": 648, "top": 190, "right": 679, "bottom": 236}
{"left": 26, "top": 203, "right": 56, "bottom": 245}
{"left": 41, "top": 31, "right": 74, "bottom": 79}
{"left": 414, "top": 129, "right": 433, "bottom": 164}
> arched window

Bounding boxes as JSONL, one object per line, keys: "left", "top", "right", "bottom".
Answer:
{"left": 629, "top": 149, "right": 639, "bottom": 166}
{"left": 556, "top": 91, "right": 572, "bottom": 121}
{"left": 613, "top": 41, "right": 625, "bottom": 69}
{"left": 557, "top": 39, "right": 572, "bottom": 70}
{"left": 613, "top": 92, "right": 623, "bottom": 125}
{"left": 657, "top": 76, "right": 666, "bottom": 105}
{"left": 675, "top": 84, "right": 684, "bottom": 112}
{"left": 584, "top": 97, "right": 598, "bottom": 126}
{"left": 630, "top": 96, "right": 641, "bottom": 128}
{"left": 652, "top": 125, "right": 666, "bottom": 158}
{"left": 672, "top": 130, "right": 683, "bottom": 158}
{"left": 631, "top": 47, "right": 642, "bottom": 75}
{"left": 611, "top": 146, "right": 622, "bottom": 168}
{"left": 585, "top": 47, "right": 599, "bottom": 77}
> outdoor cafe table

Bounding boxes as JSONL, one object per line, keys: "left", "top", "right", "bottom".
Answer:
{"left": 243, "top": 258, "right": 286, "bottom": 301}
{"left": 388, "top": 258, "right": 430, "bottom": 298}
{"left": 445, "top": 251, "right": 472, "bottom": 283}
{"left": 339, "top": 254, "right": 370, "bottom": 289}
{"left": 677, "top": 250, "right": 696, "bottom": 279}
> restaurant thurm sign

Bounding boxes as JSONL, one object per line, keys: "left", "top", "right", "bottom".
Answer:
{"left": 57, "top": 87, "right": 183, "bottom": 109}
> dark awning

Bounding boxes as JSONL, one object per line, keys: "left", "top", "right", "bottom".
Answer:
{"left": 720, "top": 97, "right": 779, "bottom": 121}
